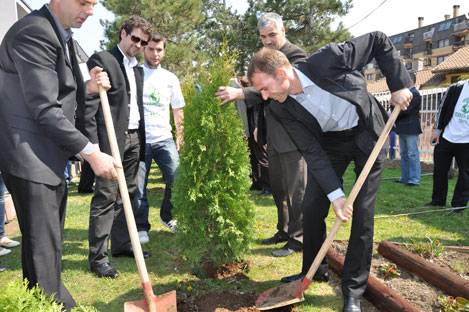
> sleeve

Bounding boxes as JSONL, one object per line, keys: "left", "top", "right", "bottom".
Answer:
{"left": 243, "top": 87, "right": 264, "bottom": 109}
{"left": 270, "top": 104, "right": 343, "bottom": 196}
{"left": 80, "top": 53, "right": 104, "bottom": 144}
{"left": 170, "top": 73, "right": 185, "bottom": 109}
{"left": 436, "top": 85, "right": 454, "bottom": 131}
{"left": 11, "top": 27, "right": 89, "bottom": 155}
{"left": 331, "top": 31, "right": 413, "bottom": 92}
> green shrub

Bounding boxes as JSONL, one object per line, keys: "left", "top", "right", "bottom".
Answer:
{"left": 173, "top": 46, "right": 254, "bottom": 270}
{"left": 0, "top": 280, "right": 98, "bottom": 312}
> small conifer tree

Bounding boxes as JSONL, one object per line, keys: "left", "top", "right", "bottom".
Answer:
{"left": 173, "top": 48, "right": 254, "bottom": 269}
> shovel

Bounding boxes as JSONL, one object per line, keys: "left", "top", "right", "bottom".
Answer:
{"left": 98, "top": 86, "right": 177, "bottom": 312}
{"left": 256, "top": 106, "right": 402, "bottom": 310}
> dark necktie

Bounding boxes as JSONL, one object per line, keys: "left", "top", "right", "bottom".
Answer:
{"left": 67, "top": 38, "right": 85, "bottom": 106}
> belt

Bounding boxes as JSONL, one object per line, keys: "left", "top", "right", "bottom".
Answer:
{"left": 125, "top": 129, "right": 139, "bottom": 134}
{"left": 323, "top": 126, "right": 359, "bottom": 138}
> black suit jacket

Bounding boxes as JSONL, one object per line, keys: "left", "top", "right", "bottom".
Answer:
{"left": 269, "top": 31, "right": 412, "bottom": 195}
{"left": 80, "top": 46, "right": 146, "bottom": 160}
{"left": 394, "top": 87, "right": 422, "bottom": 135}
{"left": 0, "top": 5, "right": 89, "bottom": 186}
{"left": 244, "top": 40, "right": 307, "bottom": 153}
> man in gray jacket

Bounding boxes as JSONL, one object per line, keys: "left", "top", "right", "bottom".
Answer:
{"left": 216, "top": 12, "right": 306, "bottom": 258}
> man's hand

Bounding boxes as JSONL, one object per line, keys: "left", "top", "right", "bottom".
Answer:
{"left": 86, "top": 66, "right": 111, "bottom": 94}
{"left": 81, "top": 149, "right": 120, "bottom": 180}
{"left": 215, "top": 86, "right": 244, "bottom": 104}
{"left": 332, "top": 197, "right": 353, "bottom": 222}
{"left": 430, "top": 130, "right": 440, "bottom": 146}
{"left": 390, "top": 88, "right": 413, "bottom": 111}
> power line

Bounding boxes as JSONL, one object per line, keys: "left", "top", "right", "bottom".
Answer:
{"left": 346, "top": 0, "right": 389, "bottom": 31}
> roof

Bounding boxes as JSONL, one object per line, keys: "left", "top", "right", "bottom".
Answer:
{"left": 367, "top": 69, "right": 440, "bottom": 93}
{"left": 432, "top": 45, "right": 469, "bottom": 73}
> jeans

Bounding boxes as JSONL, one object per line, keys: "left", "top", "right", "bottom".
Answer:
{"left": 398, "top": 134, "right": 421, "bottom": 185}
{"left": 0, "top": 173, "right": 5, "bottom": 238}
{"left": 135, "top": 138, "right": 179, "bottom": 231}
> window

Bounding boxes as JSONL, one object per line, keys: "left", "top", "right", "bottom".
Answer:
{"left": 437, "top": 55, "right": 448, "bottom": 64}
{"left": 438, "top": 21, "right": 452, "bottom": 31}
{"left": 391, "top": 36, "right": 402, "bottom": 44}
{"left": 437, "top": 39, "right": 450, "bottom": 48}
{"left": 366, "top": 74, "right": 374, "bottom": 81}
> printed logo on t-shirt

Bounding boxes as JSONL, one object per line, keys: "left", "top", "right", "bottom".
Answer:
{"left": 149, "top": 89, "right": 162, "bottom": 107}
{"left": 455, "top": 98, "right": 469, "bottom": 123}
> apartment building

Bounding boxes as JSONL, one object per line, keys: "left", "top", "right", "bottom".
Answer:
{"left": 366, "top": 4, "right": 469, "bottom": 92}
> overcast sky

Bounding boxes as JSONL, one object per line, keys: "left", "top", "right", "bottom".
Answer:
{"left": 26, "top": 0, "right": 469, "bottom": 55}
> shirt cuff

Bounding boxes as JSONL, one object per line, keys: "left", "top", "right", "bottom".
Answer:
{"left": 327, "top": 188, "right": 345, "bottom": 202}
{"left": 80, "top": 142, "right": 99, "bottom": 155}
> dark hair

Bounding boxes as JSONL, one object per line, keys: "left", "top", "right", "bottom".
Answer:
{"left": 149, "top": 32, "right": 167, "bottom": 48}
{"left": 247, "top": 47, "right": 290, "bottom": 83}
{"left": 119, "top": 15, "right": 152, "bottom": 42}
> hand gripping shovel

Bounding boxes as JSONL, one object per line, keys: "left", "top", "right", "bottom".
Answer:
{"left": 99, "top": 86, "right": 177, "bottom": 312}
{"left": 256, "top": 106, "right": 402, "bottom": 310}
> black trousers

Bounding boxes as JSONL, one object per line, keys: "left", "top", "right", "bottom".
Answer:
{"left": 268, "top": 149, "right": 306, "bottom": 247}
{"left": 88, "top": 131, "right": 140, "bottom": 266}
{"left": 301, "top": 133, "right": 384, "bottom": 298}
{"left": 3, "top": 173, "right": 76, "bottom": 311}
{"left": 77, "top": 160, "right": 95, "bottom": 192}
{"left": 432, "top": 137, "right": 469, "bottom": 207}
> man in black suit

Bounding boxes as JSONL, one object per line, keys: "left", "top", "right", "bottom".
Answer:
{"left": 216, "top": 12, "right": 307, "bottom": 258}
{"left": 247, "top": 32, "right": 413, "bottom": 312}
{"left": 82, "top": 16, "right": 152, "bottom": 279}
{"left": 0, "top": 0, "right": 117, "bottom": 309}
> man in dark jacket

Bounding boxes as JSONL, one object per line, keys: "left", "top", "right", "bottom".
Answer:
{"left": 0, "top": 0, "right": 116, "bottom": 309}
{"left": 82, "top": 16, "right": 152, "bottom": 279}
{"left": 216, "top": 12, "right": 307, "bottom": 258}
{"left": 429, "top": 80, "right": 469, "bottom": 212}
{"left": 247, "top": 32, "right": 413, "bottom": 311}
{"left": 395, "top": 72, "right": 422, "bottom": 186}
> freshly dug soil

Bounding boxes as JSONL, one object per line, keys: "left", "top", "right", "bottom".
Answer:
{"left": 332, "top": 241, "right": 469, "bottom": 312}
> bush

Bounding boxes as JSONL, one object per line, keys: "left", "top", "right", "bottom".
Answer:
{"left": 173, "top": 47, "right": 254, "bottom": 270}
{"left": 0, "top": 280, "right": 98, "bottom": 312}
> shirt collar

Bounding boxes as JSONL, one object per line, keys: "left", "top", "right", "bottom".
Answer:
{"left": 293, "top": 67, "right": 313, "bottom": 90}
{"left": 143, "top": 62, "right": 161, "bottom": 70}
{"left": 117, "top": 45, "right": 138, "bottom": 68}
{"left": 46, "top": 4, "right": 72, "bottom": 43}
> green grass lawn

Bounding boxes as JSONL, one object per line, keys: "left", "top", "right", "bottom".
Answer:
{"left": 1, "top": 164, "right": 467, "bottom": 311}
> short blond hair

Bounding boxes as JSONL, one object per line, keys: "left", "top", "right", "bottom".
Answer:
{"left": 247, "top": 48, "right": 291, "bottom": 83}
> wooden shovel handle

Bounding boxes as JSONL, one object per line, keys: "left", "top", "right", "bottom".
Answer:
{"left": 98, "top": 86, "right": 155, "bottom": 303}
{"left": 304, "top": 106, "right": 402, "bottom": 282}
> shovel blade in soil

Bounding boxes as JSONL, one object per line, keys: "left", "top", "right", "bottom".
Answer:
{"left": 124, "top": 290, "right": 177, "bottom": 312}
{"left": 255, "top": 280, "right": 304, "bottom": 310}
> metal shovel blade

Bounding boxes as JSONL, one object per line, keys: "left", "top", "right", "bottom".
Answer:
{"left": 255, "top": 280, "right": 304, "bottom": 310}
{"left": 124, "top": 290, "right": 177, "bottom": 312}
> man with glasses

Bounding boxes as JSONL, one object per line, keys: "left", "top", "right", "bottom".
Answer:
{"left": 82, "top": 16, "right": 152, "bottom": 279}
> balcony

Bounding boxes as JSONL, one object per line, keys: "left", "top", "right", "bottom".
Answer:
{"left": 453, "top": 21, "right": 469, "bottom": 36}
{"left": 452, "top": 39, "right": 469, "bottom": 51}
{"left": 404, "top": 37, "right": 414, "bottom": 48}
{"left": 423, "top": 29, "right": 434, "bottom": 41}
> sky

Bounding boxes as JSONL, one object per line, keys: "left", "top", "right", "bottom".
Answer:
{"left": 26, "top": 0, "right": 469, "bottom": 55}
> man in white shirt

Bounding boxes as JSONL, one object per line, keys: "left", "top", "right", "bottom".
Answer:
{"left": 429, "top": 80, "right": 469, "bottom": 212}
{"left": 135, "top": 33, "right": 185, "bottom": 241}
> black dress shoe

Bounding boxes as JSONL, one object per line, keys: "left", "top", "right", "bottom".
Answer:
{"left": 260, "top": 232, "right": 288, "bottom": 245}
{"left": 271, "top": 242, "right": 302, "bottom": 257}
{"left": 112, "top": 249, "right": 151, "bottom": 259}
{"left": 91, "top": 263, "right": 119, "bottom": 278}
{"left": 280, "top": 272, "right": 305, "bottom": 283}
{"left": 343, "top": 296, "right": 361, "bottom": 312}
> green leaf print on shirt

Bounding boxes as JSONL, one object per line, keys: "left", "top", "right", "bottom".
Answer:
{"left": 149, "top": 89, "right": 162, "bottom": 107}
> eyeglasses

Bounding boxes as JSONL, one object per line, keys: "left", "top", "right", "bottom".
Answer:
{"left": 130, "top": 35, "right": 149, "bottom": 47}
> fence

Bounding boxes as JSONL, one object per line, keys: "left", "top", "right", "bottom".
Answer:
{"left": 374, "top": 87, "right": 447, "bottom": 163}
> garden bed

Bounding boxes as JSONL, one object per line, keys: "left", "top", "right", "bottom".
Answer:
{"left": 332, "top": 240, "right": 469, "bottom": 311}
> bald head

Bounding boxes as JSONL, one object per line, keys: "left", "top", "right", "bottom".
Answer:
{"left": 49, "top": 0, "right": 96, "bottom": 28}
